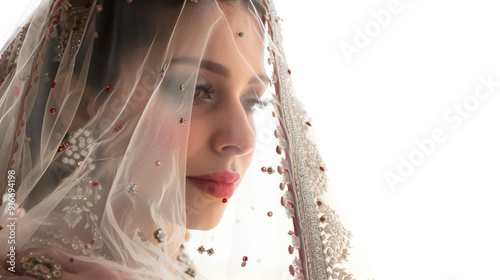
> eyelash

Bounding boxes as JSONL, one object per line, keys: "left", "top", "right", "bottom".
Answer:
{"left": 193, "top": 80, "right": 215, "bottom": 105}
{"left": 193, "top": 79, "right": 269, "bottom": 113}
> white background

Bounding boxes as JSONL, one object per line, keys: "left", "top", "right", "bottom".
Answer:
{"left": 2, "top": 1, "right": 500, "bottom": 279}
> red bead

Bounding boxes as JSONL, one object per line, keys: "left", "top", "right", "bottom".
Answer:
{"left": 272, "top": 111, "right": 276, "bottom": 117}
{"left": 242, "top": 256, "right": 248, "bottom": 261}
{"left": 69, "top": 258, "right": 75, "bottom": 263}
{"left": 76, "top": 19, "right": 81, "bottom": 25}
{"left": 306, "top": 121, "right": 312, "bottom": 127}
{"left": 317, "top": 200, "right": 322, "bottom": 207}
{"left": 50, "top": 108, "right": 57, "bottom": 114}
{"left": 105, "top": 86, "right": 111, "bottom": 92}
{"left": 53, "top": 19, "right": 60, "bottom": 24}
{"left": 241, "top": 261, "right": 247, "bottom": 267}
{"left": 288, "top": 245, "right": 294, "bottom": 254}
{"left": 267, "top": 211, "right": 273, "bottom": 217}
{"left": 85, "top": 243, "right": 92, "bottom": 250}
{"left": 288, "top": 69, "right": 292, "bottom": 75}
{"left": 51, "top": 82, "right": 56, "bottom": 88}
{"left": 85, "top": 1, "right": 91, "bottom": 8}
{"left": 14, "top": 86, "right": 19, "bottom": 96}
{"left": 222, "top": 198, "right": 227, "bottom": 203}
{"left": 155, "top": 160, "right": 162, "bottom": 167}
{"left": 320, "top": 216, "right": 326, "bottom": 222}
{"left": 276, "top": 145, "right": 282, "bottom": 154}
{"left": 72, "top": 26, "right": 79, "bottom": 31}
{"left": 320, "top": 166, "right": 325, "bottom": 172}
{"left": 289, "top": 265, "right": 295, "bottom": 276}
{"left": 92, "top": 182, "right": 99, "bottom": 187}
{"left": 261, "top": 167, "right": 267, "bottom": 172}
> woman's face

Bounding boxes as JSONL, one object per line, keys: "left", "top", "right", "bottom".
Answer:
{"left": 183, "top": 4, "right": 268, "bottom": 230}
{"left": 113, "top": 2, "right": 267, "bottom": 232}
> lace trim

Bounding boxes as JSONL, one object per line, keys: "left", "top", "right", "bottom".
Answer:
{"left": 264, "top": 1, "right": 356, "bottom": 279}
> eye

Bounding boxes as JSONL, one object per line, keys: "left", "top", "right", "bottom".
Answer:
{"left": 193, "top": 78, "right": 215, "bottom": 105}
{"left": 242, "top": 97, "right": 271, "bottom": 113}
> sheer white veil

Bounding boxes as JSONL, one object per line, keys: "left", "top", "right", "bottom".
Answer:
{"left": 0, "top": 0, "right": 374, "bottom": 279}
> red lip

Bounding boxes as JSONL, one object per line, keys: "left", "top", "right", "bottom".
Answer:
{"left": 188, "top": 171, "right": 240, "bottom": 199}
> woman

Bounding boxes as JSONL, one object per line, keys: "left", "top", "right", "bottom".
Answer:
{"left": 0, "top": 0, "right": 371, "bottom": 279}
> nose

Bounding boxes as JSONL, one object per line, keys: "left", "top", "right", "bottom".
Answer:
{"left": 210, "top": 100, "right": 256, "bottom": 156}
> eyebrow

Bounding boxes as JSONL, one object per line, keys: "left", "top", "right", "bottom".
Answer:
{"left": 171, "top": 56, "right": 269, "bottom": 86}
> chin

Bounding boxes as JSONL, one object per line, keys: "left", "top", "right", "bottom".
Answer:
{"left": 185, "top": 204, "right": 226, "bottom": 230}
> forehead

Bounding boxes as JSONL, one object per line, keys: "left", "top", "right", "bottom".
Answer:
{"left": 167, "top": 2, "right": 266, "bottom": 74}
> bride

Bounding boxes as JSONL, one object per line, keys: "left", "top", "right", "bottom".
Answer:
{"left": 0, "top": 0, "right": 371, "bottom": 279}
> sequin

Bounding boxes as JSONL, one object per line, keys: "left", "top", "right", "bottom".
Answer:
{"left": 105, "top": 86, "right": 111, "bottom": 92}
{"left": 267, "top": 211, "right": 273, "bottom": 217}
{"left": 185, "top": 268, "right": 196, "bottom": 277}
{"left": 197, "top": 246, "right": 205, "bottom": 254}
{"left": 242, "top": 256, "right": 248, "bottom": 261}
{"left": 50, "top": 108, "right": 56, "bottom": 114}
{"left": 154, "top": 229, "right": 167, "bottom": 242}
{"left": 238, "top": 32, "right": 245, "bottom": 37}
{"left": 127, "top": 183, "right": 138, "bottom": 195}
{"left": 206, "top": 248, "right": 214, "bottom": 256}
{"left": 93, "top": 32, "right": 99, "bottom": 38}
{"left": 222, "top": 198, "right": 227, "bottom": 203}
{"left": 51, "top": 82, "right": 56, "bottom": 88}
{"left": 261, "top": 166, "right": 267, "bottom": 172}
{"left": 155, "top": 160, "right": 162, "bottom": 167}
{"left": 85, "top": 243, "right": 92, "bottom": 250}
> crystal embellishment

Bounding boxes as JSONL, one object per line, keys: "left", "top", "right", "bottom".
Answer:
{"left": 154, "top": 229, "right": 167, "bottom": 242}
{"left": 127, "top": 183, "right": 138, "bottom": 195}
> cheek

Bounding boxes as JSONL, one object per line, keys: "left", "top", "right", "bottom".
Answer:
{"left": 186, "top": 118, "right": 209, "bottom": 167}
